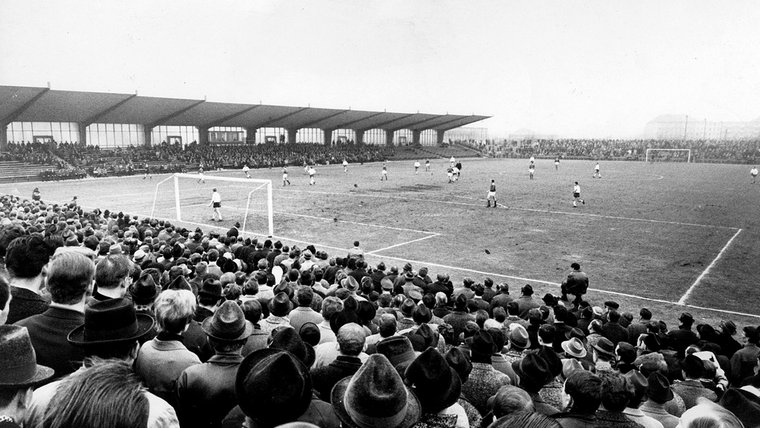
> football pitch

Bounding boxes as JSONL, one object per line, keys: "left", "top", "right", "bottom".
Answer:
{"left": 4, "top": 157, "right": 760, "bottom": 329}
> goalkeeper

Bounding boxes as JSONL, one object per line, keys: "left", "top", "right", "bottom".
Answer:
{"left": 560, "top": 262, "right": 588, "bottom": 306}
{"left": 209, "top": 188, "right": 223, "bottom": 222}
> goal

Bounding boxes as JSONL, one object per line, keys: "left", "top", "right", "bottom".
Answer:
{"left": 645, "top": 148, "right": 691, "bottom": 163}
{"left": 151, "top": 173, "right": 274, "bottom": 237}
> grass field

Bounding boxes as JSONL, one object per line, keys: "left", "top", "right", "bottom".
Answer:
{"left": 4, "top": 157, "right": 760, "bottom": 332}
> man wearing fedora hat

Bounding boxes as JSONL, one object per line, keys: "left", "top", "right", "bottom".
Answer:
{"left": 639, "top": 372, "right": 679, "bottom": 428}
{"left": 194, "top": 278, "right": 223, "bottom": 323}
{"left": 15, "top": 251, "right": 94, "bottom": 378}
{"left": 462, "top": 331, "right": 512, "bottom": 415}
{"left": 26, "top": 297, "right": 176, "bottom": 428}
{"left": 405, "top": 347, "right": 469, "bottom": 427}
{"left": 0, "top": 325, "right": 54, "bottom": 427}
{"left": 332, "top": 353, "right": 421, "bottom": 428}
{"left": 177, "top": 300, "right": 253, "bottom": 428}
{"left": 223, "top": 349, "right": 340, "bottom": 428}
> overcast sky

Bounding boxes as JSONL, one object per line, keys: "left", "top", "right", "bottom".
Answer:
{"left": 2, "top": 0, "right": 760, "bottom": 138}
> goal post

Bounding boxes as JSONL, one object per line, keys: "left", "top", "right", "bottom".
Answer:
{"left": 151, "top": 173, "right": 274, "bottom": 237}
{"left": 645, "top": 148, "right": 691, "bottom": 163}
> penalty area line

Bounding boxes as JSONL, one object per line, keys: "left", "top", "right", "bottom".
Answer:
{"left": 677, "top": 228, "right": 743, "bottom": 305}
{"left": 367, "top": 234, "right": 441, "bottom": 254}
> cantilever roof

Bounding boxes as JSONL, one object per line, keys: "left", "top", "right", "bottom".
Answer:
{"left": 0, "top": 85, "right": 490, "bottom": 132}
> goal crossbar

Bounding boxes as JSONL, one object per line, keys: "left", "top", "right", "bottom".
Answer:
{"left": 645, "top": 148, "right": 691, "bottom": 163}
{"left": 151, "top": 173, "right": 274, "bottom": 237}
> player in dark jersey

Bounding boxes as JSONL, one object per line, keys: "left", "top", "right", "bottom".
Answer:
{"left": 486, "top": 180, "right": 497, "bottom": 207}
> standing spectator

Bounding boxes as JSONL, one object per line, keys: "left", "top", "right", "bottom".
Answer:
{"left": 331, "top": 354, "right": 421, "bottom": 428}
{"left": 640, "top": 372, "right": 679, "bottom": 428}
{"left": 461, "top": 331, "right": 512, "bottom": 415}
{"left": 289, "top": 287, "right": 323, "bottom": 333}
{"left": 405, "top": 347, "right": 468, "bottom": 427}
{"left": 601, "top": 310, "right": 629, "bottom": 346}
{"left": 622, "top": 370, "right": 664, "bottom": 428}
{"left": 511, "top": 353, "right": 558, "bottom": 415}
{"left": 310, "top": 323, "right": 366, "bottom": 401}
{"left": 516, "top": 284, "right": 541, "bottom": 319}
{"left": 627, "top": 308, "right": 652, "bottom": 346}
{"left": 490, "top": 282, "right": 513, "bottom": 314}
{"left": 671, "top": 354, "right": 717, "bottom": 409}
{"left": 553, "top": 370, "right": 602, "bottom": 427}
{"left": 666, "top": 312, "right": 699, "bottom": 358}
{"left": 260, "top": 292, "right": 292, "bottom": 338}
{"left": 15, "top": 251, "right": 93, "bottom": 378}
{"left": 443, "top": 295, "right": 475, "bottom": 344}
{"left": 177, "top": 300, "right": 253, "bottom": 428}
{"left": 729, "top": 326, "right": 760, "bottom": 385}
{"left": 89, "top": 254, "right": 134, "bottom": 304}
{"left": 560, "top": 263, "right": 588, "bottom": 306}
{"left": 5, "top": 234, "right": 52, "bottom": 324}
{"left": 135, "top": 289, "right": 201, "bottom": 407}
{"left": 194, "top": 279, "right": 223, "bottom": 322}
{"left": 594, "top": 371, "right": 641, "bottom": 427}
{"left": 0, "top": 325, "right": 54, "bottom": 428}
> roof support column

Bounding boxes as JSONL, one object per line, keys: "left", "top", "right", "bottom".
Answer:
{"left": 323, "top": 129, "right": 333, "bottom": 146}
{"left": 385, "top": 130, "right": 394, "bottom": 146}
{"left": 0, "top": 121, "right": 8, "bottom": 151}
{"left": 436, "top": 130, "right": 445, "bottom": 146}
{"left": 198, "top": 126, "right": 209, "bottom": 145}
{"left": 355, "top": 129, "right": 364, "bottom": 145}
{"left": 143, "top": 126, "right": 152, "bottom": 147}
{"left": 287, "top": 128, "right": 298, "bottom": 144}
{"left": 245, "top": 127, "right": 257, "bottom": 144}
{"left": 77, "top": 123, "right": 87, "bottom": 146}
{"left": 412, "top": 130, "right": 421, "bottom": 146}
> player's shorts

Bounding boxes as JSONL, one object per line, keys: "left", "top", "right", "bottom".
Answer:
{"left": 282, "top": 174, "right": 288, "bottom": 179}
{"left": 529, "top": 168, "right": 535, "bottom": 173}
{"left": 213, "top": 202, "right": 221, "bottom": 208}
{"left": 573, "top": 192, "right": 580, "bottom": 198}
{"left": 487, "top": 191, "right": 496, "bottom": 198}
{"left": 752, "top": 172, "right": 758, "bottom": 177}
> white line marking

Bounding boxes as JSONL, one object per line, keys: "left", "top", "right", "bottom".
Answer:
{"left": 368, "top": 234, "right": 440, "bottom": 254}
{"left": 678, "top": 228, "right": 743, "bottom": 305}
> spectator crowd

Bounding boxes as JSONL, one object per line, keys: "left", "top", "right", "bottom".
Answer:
{"left": 1, "top": 192, "right": 760, "bottom": 428}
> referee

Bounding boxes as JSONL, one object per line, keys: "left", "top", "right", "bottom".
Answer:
{"left": 209, "top": 188, "right": 223, "bottom": 222}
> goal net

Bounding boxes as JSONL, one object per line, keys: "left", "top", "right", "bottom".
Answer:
{"left": 151, "top": 173, "right": 274, "bottom": 237}
{"left": 645, "top": 148, "right": 691, "bottom": 163}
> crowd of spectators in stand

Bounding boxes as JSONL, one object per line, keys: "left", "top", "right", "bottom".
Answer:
{"left": 460, "top": 138, "right": 760, "bottom": 164}
{"left": 2, "top": 141, "right": 396, "bottom": 179}
{"left": 2, "top": 192, "right": 760, "bottom": 428}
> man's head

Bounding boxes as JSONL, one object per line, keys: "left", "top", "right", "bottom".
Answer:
{"left": 154, "top": 290, "right": 196, "bottom": 335}
{"left": 5, "top": 234, "right": 52, "bottom": 280}
{"left": 95, "top": 255, "right": 134, "bottom": 293}
{"left": 337, "top": 323, "right": 366, "bottom": 356}
{"left": 47, "top": 251, "right": 95, "bottom": 305}
{"left": 563, "top": 370, "right": 602, "bottom": 414}
{"left": 598, "top": 371, "right": 633, "bottom": 412}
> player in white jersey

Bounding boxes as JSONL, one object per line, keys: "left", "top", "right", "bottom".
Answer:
{"left": 242, "top": 164, "right": 251, "bottom": 178}
{"left": 572, "top": 182, "right": 585, "bottom": 208}
{"left": 451, "top": 166, "right": 460, "bottom": 182}
{"left": 282, "top": 167, "right": 291, "bottom": 186}
{"left": 447, "top": 166, "right": 454, "bottom": 183}
{"left": 380, "top": 163, "right": 388, "bottom": 181}
{"left": 450, "top": 156, "right": 456, "bottom": 166}
{"left": 197, "top": 166, "right": 205, "bottom": 184}
{"left": 486, "top": 180, "right": 497, "bottom": 208}
{"left": 751, "top": 166, "right": 758, "bottom": 183}
{"left": 414, "top": 160, "right": 420, "bottom": 174}
{"left": 308, "top": 166, "right": 316, "bottom": 185}
{"left": 425, "top": 159, "right": 430, "bottom": 172}
{"left": 209, "top": 188, "right": 223, "bottom": 221}
{"left": 529, "top": 156, "right": 535, "bottom": 164}
{"left": 343, "top": 159, "right": 348, "bottom": 173}
{"left": 529, "top": 161, "right": 535, "bottom": 180}
{"left": 593, "top": 162, "right": 601, "bottom": 178}
{"left": 554, "top": 156, "right": 560, "bottom": 170}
